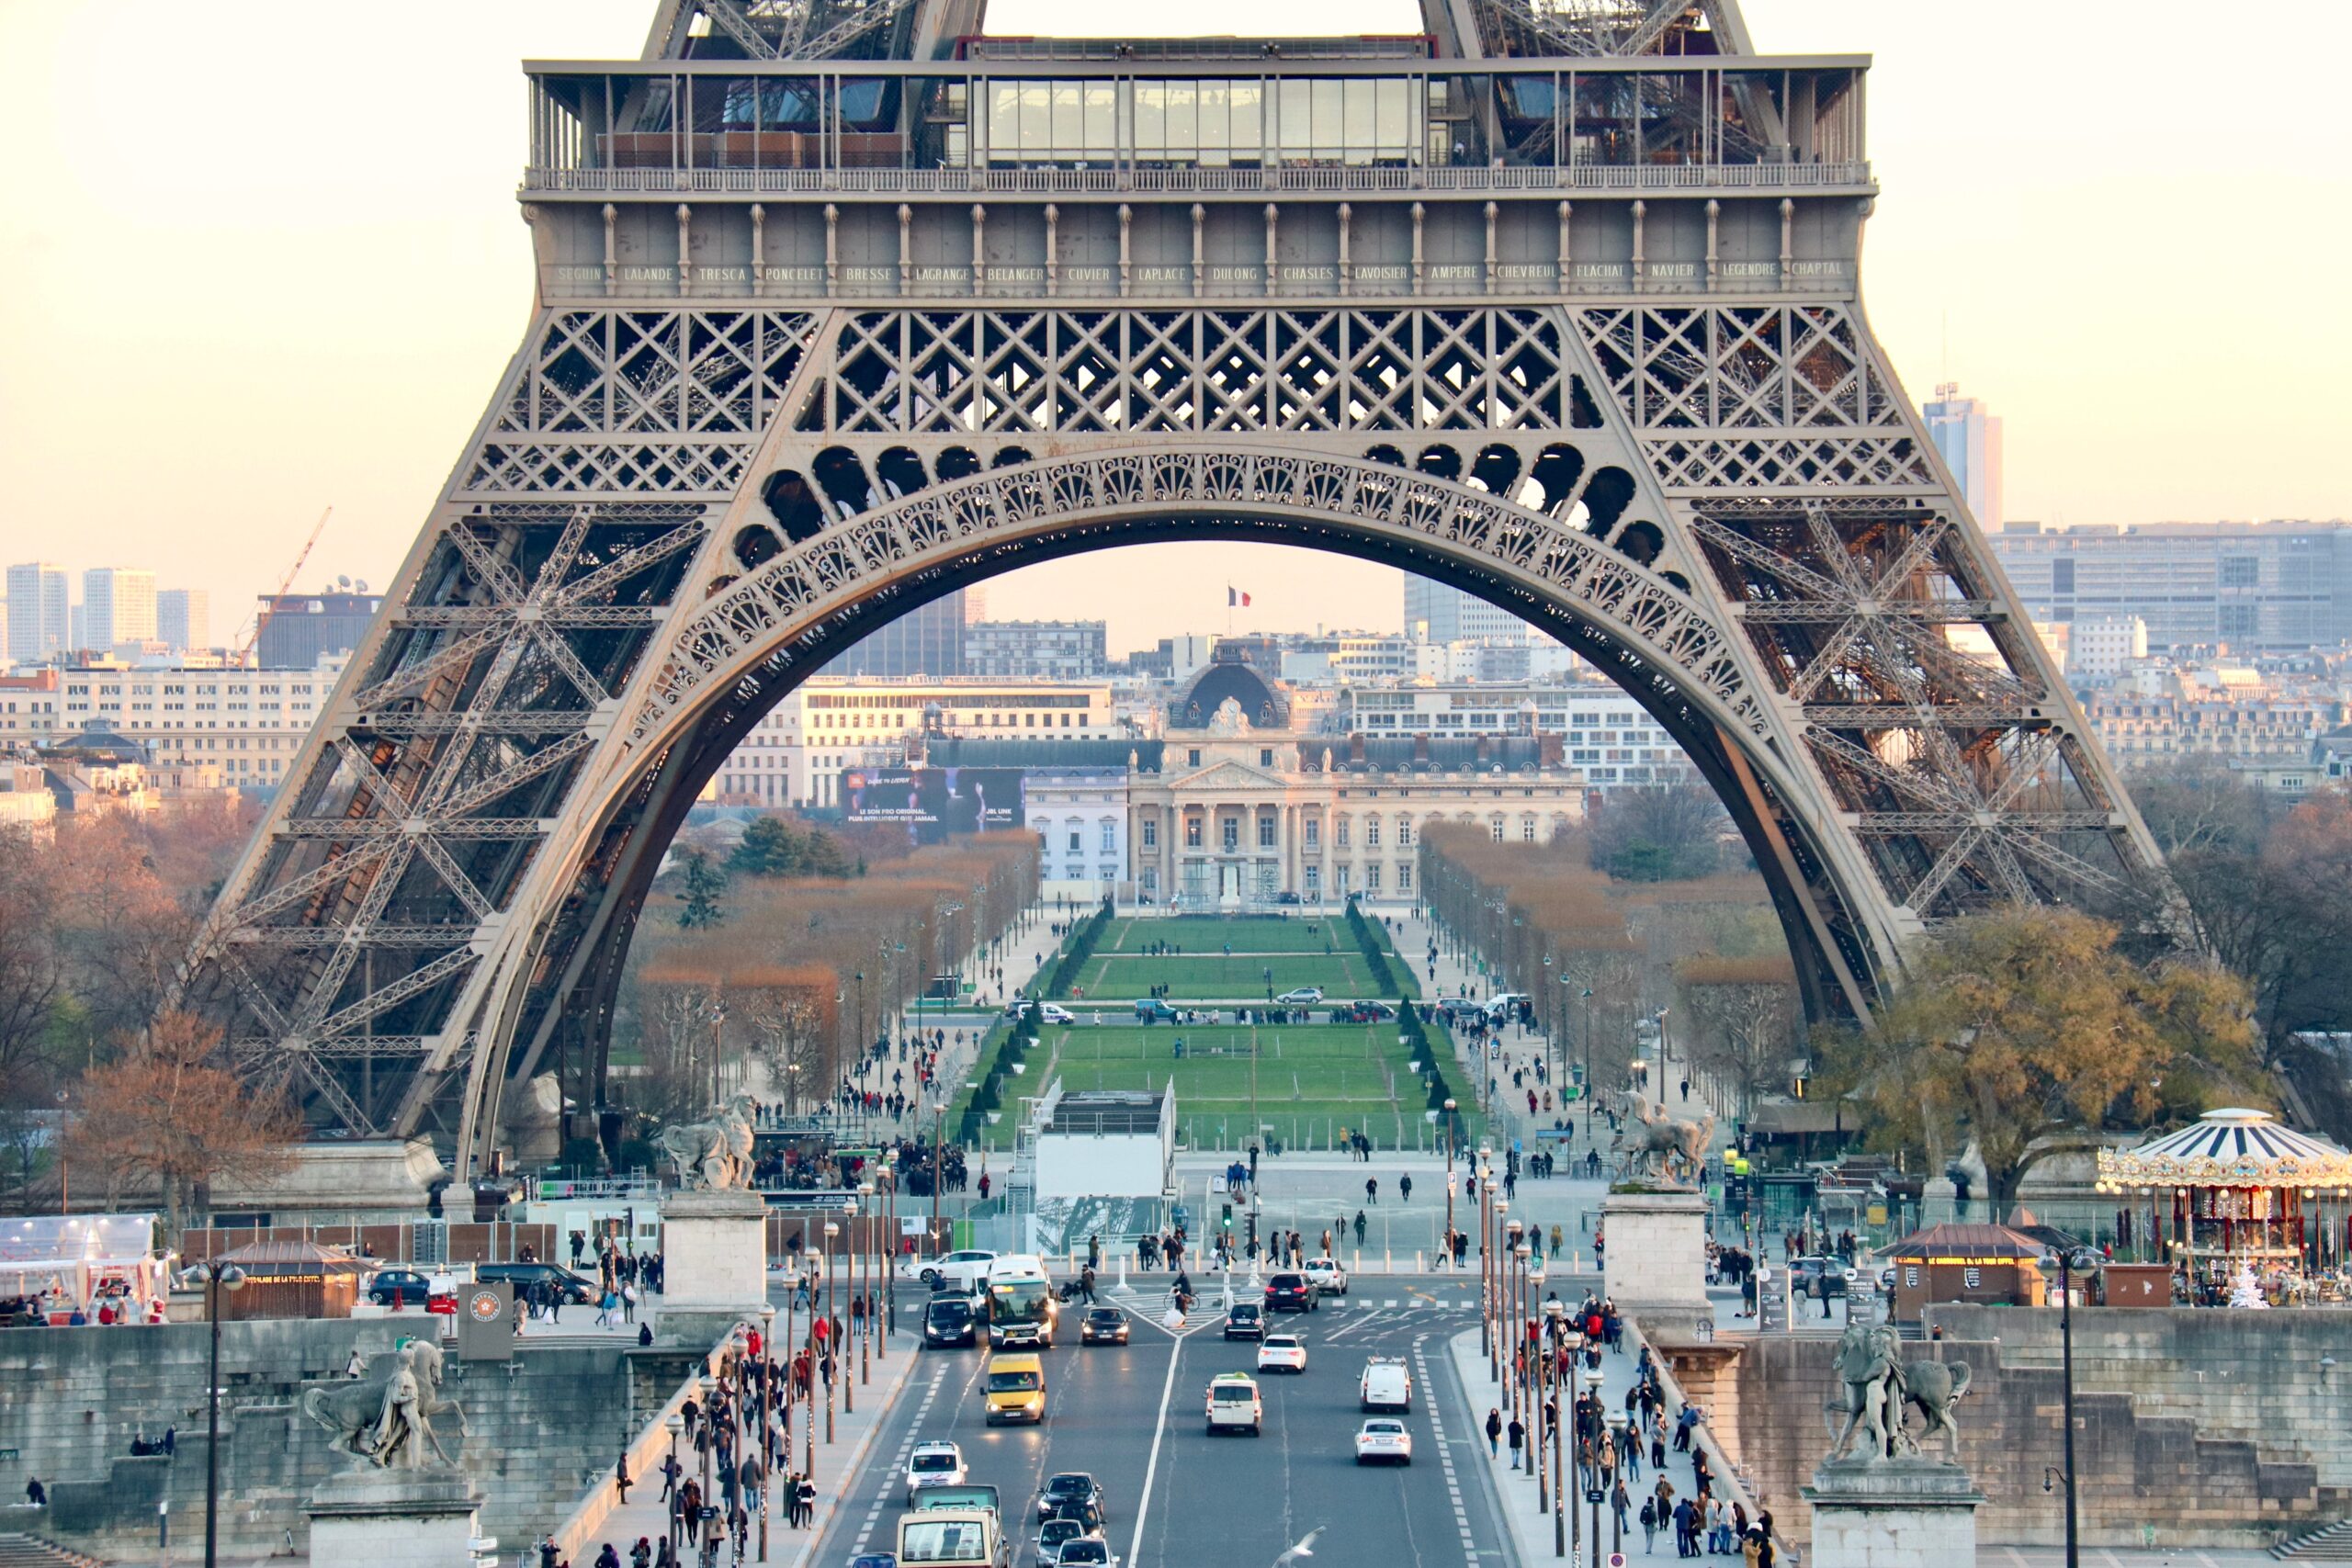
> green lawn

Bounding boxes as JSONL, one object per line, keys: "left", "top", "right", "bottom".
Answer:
{"left": 1067, "top": 953, "right": 1386, "bottom": 1001}
{"left": 964, "top": 1022, "right": 1481, "bottom": 1155}
{"left": 1102, "top": 915, "right": 1359, "bottom": 953}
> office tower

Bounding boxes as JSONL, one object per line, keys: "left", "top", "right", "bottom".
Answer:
{"left": 158, "top": 589, "right": 212, "bottom": 654}
{"left": 5, "top": 563, "right": 68, "bottom": 662}
{"left": 1401, "top": 574, "right": 1529, "bottom": 644}
{"left": 1923, "top": 382, "right": 2004, "bottom": 530}
{"left": 83, "top": 567, "right": 159, "bottom": 651}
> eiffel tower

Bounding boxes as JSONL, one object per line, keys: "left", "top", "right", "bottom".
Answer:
{"left": 180, "top": 0, "right": 2165, "bottom": 1172}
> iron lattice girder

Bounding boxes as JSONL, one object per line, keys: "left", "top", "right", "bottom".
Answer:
{"left": 274, "top": 818, "right": 548, "bottom": 840}
{"left": 359, "top": 714, "right": 595, "bottom": 738}
{"left": 229, "top": 925, "right": 485, "bottom": 949}
{"left": 1737, "top": 602, "right": 2001, "bottom": 626}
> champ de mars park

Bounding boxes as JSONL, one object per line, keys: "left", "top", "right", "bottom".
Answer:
{"left": 2, "top": 2, "right": 2350, "bottom": 1568}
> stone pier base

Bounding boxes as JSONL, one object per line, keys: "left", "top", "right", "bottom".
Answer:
{"left": 656, "top": 1189, "right": 770, "bottom": 1347}
{"left": 1601, "top": 1189, "right": 1710, "bottom": 1323}
{"left": 308, "top": 1467, "right": 484, "bottom": 1568}
{"left": 1802, "top": 1459, "right": 1984, "bottom": 1568}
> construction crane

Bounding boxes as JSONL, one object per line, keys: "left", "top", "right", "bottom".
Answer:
{"left": 236, "top": 506, "right": 332, "bottom": 662}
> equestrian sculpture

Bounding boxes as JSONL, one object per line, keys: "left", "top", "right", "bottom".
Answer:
{"left": 659, "top": 1093, "right": 759, "bottom": 1190}
{"left": 301, "top": 1339, "right": 466, "bottom": 1469}
{"left": 1611, "top": 1089, "right": 1714, "bottom": 1187}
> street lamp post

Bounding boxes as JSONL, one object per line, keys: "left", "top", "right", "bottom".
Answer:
{"left": 2039, "top": 1246, "right": 2098, "bottom": 1568}
{"left": 860, "top": 1180, "right": 882, "bottom": 1361}
{"left": 1584, "top": 1371, "right": 1605, "bottom": 1568}
{"left": 1603, "top": 1406, "right": 1626, "bottom": 1565}
{"left": 190, "top": 1259, "right": 247, "bottom": 1568}
{"left": 1443, "top": 1099, "right": 1458, "bottom": 1270}
{"left": 1578, "top": 989, "right": 1593, "bottom": 1139}
{"left": 825, "top": 1219, "right": 846, "bottom": 1424}
{"left": 1521, "top": 1247, "right": 1541, "bottom": 1488}
{"left": 664, "top": 1411, "right": 684, "bottom": 1560}
{"left": 757, "top": 1304, "right": 775, "bottom": 1563}
{"left": 1487, "top": 1189, "right": 1505, "bottom": 1380}
{"left": 1507, "top": 1223, "right": 1526, "bottom": 1464}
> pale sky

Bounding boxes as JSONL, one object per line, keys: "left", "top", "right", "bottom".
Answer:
{"left": 2, "top": 1, "right": 2345, "bottom": 657}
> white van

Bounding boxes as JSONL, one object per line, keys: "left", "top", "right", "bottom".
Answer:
{"left": 1359, "top": 1357, "right": 1413, "bottom": 1413}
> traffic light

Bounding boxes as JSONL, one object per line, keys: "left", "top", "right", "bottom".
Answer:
{"left": 1221, "top": 1202, "right": 1234, "bottom": 1234}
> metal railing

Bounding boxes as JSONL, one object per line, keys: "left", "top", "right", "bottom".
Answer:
{"left": 522, "top": 159, "right": 1871, "bottom": 197}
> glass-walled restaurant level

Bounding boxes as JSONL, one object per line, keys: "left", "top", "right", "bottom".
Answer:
{"left": 526, "top": 62, "right": 1867, "bottom": 187}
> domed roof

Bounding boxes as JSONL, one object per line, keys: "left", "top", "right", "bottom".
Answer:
{"left": 2096, "top": 1108, "right": 2352, "bottom": 1192}
{"left": 1177, "top": 646, "right": 1289, "bottom": 730}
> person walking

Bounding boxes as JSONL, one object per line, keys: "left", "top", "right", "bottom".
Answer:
{"left": 1507, "top": 1414, "right": 1525, "bottom": 1468}
{"left": 1397, "top": 1173, "right": 1412, "bottom": 1202}
{"left": 1486, "top": 1407, "right": 1503, "bottom": 1458}
{"left": 1639, "top": 1495, "right": 1658, "bottom": 1555}
{"left": 1365, "top": 1177, "right": 1378, "bottom": 1204}
{"left": 616, "top": 1453, "right": 632, "bottom": 1503}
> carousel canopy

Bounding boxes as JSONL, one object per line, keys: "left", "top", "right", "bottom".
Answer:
{"left": 2096, "top": 1108, "right": 2352, "bottom": 1193}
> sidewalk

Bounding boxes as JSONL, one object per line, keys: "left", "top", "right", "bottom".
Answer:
{"left": 550, "top": 1325, "right": 921, "bottom": 1568}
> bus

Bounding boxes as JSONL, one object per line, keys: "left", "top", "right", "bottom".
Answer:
{"left": 984, "top": 1258, "right": 1058, "bottom": 1348}
{"left": 896, "top": 1509, "right": 1007, "bottom": 1568}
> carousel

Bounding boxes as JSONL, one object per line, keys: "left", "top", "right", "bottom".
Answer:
{"left": 2095, "top": 1108, "right": 2352, "bottom": 1303}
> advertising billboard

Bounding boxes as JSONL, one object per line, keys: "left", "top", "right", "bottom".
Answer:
{"left": 843, "top": 767, "right": 1024, "bottom": 844}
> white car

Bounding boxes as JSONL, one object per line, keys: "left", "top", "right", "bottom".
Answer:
{"left": 1277, "top": 987, "right": 1325, "bottom": 1004}
{"left": 899, "top": 1248, "right": 1001, "bottom": 1292}
{"left": 1007, "top": 999, "right": 1076, "bottom": 1025}
{"left": 1302, "top": 1258, "right": 1349, "bottom": 1296}
{"left": 1355, "top": 1417, "right": 1413, "bottom": 1465}
{"left": 1256, "top": 1334, "right": 1307, "bottom": 1374}
{"left": 906, "top": 1439, "right": 967, "bottom": 1505}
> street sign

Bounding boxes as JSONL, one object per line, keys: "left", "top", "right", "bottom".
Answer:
{"left": 1610, "top": 1555, "right": 1627, "bottom": 1567}
{"left": 1585, "top": 1488, "right": 1605, "bottom": 1504}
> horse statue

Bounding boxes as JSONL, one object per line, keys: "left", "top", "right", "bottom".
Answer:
{"left": 1893, "top": 1358, "right": 1972, "bottom": 1455}
{"left": 1611, "top": 1090, "right": 1714, "bottom": 1187}
{"left": 301, "top": 1339, "right": 465, "bottom": 1469}
{"left": 1824, "top": 1321, "right": 1905, "bottom": 1463}
{"left": 659, "top": 1093, "right": 759, "bottom": 1190}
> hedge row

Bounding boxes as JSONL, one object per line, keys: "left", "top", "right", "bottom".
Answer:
{"left": 1348, "top": 897, "right": 1452, "bottom": 1110}
{"left": 1042, "top": 897, "right": 1115, "bottom": 999}
{"left": 959, "top": 1008, "right": 1039, "bottom": 1144}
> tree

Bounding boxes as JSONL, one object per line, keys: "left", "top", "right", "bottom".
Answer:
{"left": 1813, "top": 907, "right": 2266, "bottom": 1204}
{"left": 0, "top": 852, "right": 64, "bottom": 1109}
{"left": 677, "top": 848, "right": 728, "bottom": 929}
{"left": 1676, "top": 954, "right": 1800, "bottom": 1118}
{"left": 1587, "top": 782, "right": 1726, "bottom": 882}
{"left": 729, "top": 815, "right": 856, "bottom": 879}
{"left": 62, "top": 1011, "right": 300, "bottom": 1236}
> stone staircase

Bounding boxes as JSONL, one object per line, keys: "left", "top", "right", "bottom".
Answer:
{"left": 0, "top": 1533, "right": 104, "bottom": 1568}
{"left": 2276, "top": 1519, "right": 2352, "bottom": 1559}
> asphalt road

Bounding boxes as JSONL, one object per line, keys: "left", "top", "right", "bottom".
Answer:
{"left": 811, "top": 1275, "right": 1516, "bottom": 1568}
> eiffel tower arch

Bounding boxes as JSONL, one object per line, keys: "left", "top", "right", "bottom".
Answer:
{"left": 179, "top": 0, "right": 2165, "bottom": 1174}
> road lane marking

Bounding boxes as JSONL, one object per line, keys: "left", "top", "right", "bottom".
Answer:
{"left": 1413, "top": 1334, "right": 1481, "bottom": 1565}
{"left": 1125, "top": 1337, "right": 1184, "bottom": 1568}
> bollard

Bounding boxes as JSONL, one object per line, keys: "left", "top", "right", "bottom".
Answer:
{"left": 1116, "top": 1257, "right": 1128, "bottom": 1292}
{"left": 1415, "top": 1251, "right": 1423, "bottom": 1271}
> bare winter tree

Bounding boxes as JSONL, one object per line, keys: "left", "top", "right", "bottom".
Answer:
{"left": 1676, "top": 955, "right": 1802, "bottom": 1118}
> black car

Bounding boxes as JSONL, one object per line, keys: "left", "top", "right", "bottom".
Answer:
{"left": 1791, "top": 1257, "right": 1852, "bottom": 1299}
{"left": 1043, "top": 1497, "right": 1107, "bottom": 1537}
{"left": 366, "top": 1269, "right": 433, "bottom": 1308}
{"left": 1079, "top": 1308, "right": 1128, "bottom": 1346}
{"left": 1036, "top": 1473, "right": 1107, "bottom": 1523}
{"left": 925, "top": 1296, "right": 978, "bottom": 1348}
{"left": 476, "top": 1262, "right": 597, "bottom": 1303}
{"left": 1264, "top": 1274, "right": 1317, "bottom": 1314}
{"left": 1223, "top": 1302, "right": 1266, "bottom": 1340}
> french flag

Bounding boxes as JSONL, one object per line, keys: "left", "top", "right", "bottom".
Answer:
{"left": 1228, "top": 587, "right": 1251, "bottom": 607}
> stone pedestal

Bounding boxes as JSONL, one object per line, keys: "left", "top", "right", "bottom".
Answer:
{"left": 1919, "top": 1176, "right": 1959, "bottom": 1228}
{"left": 1601, "top": 1189, "right": 1710, "bottom": 1319}
{"left": 1802, "top": 1459, "right": 1983, "bottom": 1568}
{"left": 656, "top": 1189, "right": 770, "bottom": 1347}
{"left": 308, "top": 1467, "right": 483, "bottom": 1568}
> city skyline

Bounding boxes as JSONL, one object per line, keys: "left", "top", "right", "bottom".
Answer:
{"left": 4, "top": 1, "right": 2346, "bottom": 654}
